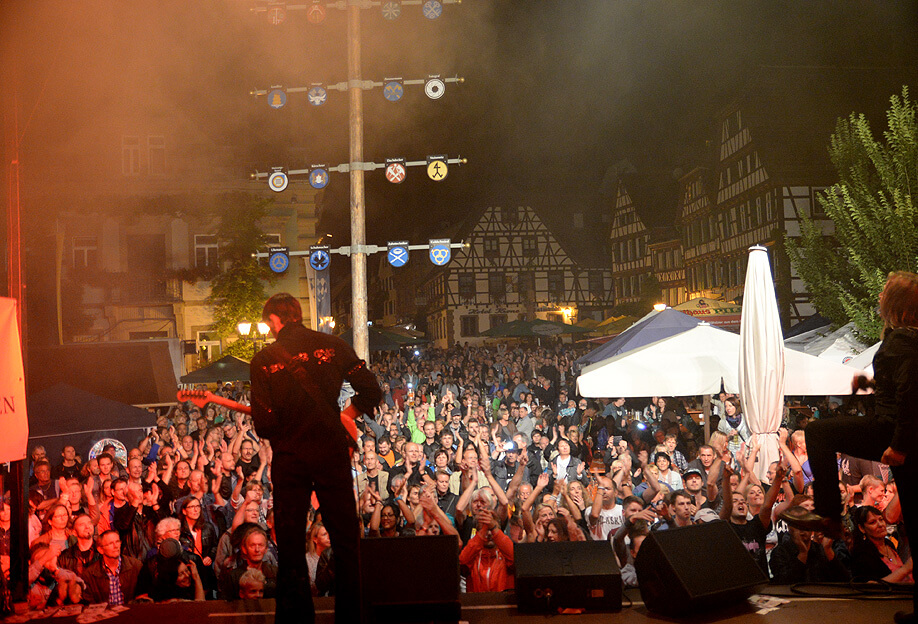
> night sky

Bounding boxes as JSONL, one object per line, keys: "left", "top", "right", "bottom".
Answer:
{"left": 3, "top": 0, "right": 917, "bottom": 244}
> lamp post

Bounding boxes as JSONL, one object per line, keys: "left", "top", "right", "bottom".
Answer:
{"left": 237, "top": 321, "right": 271, "bottom": 358}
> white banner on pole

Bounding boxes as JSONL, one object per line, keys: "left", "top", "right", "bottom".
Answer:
{"left": 0, "top": 297, "right": 27, "bottom": 462}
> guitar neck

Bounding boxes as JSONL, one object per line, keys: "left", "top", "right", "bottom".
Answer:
{"left": 209, "top": 394, "right": 251, "bottom": 415}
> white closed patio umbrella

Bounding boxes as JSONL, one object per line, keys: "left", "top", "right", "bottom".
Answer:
{"left": 738, "top": 246, "right": 785, "bottom": 482}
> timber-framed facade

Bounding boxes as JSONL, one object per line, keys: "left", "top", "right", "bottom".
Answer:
{"left": 421, "top": 206, "right": 614, "bottom": 348}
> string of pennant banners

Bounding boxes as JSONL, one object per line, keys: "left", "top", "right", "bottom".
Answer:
{"left": 252, "top": 156, "right": 466, "bottom": 191}
{"left": 252, "top": 0, "right": 462, "bottom": 25}
{"left": 251, "top": 75, "right": 464, "bottom": 108}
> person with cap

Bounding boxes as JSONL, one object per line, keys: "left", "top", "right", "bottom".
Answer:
{"left": 490, "top": 441, "right": 529, "bottom": 492}
{"left": 682, "top": 468, "right": 708, "bottom": 509}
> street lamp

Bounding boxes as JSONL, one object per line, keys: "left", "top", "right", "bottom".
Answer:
{"left": 237, "top": 321, "right": 271, "bottom": 356}
{"left": 320, "top": 316, "right": 336, "bottom": 332}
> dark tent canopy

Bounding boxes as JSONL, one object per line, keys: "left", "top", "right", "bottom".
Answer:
{"left": 28, "top": 341, "right": 177, "bottom": 405}
{"left": 338, "top": 327, "right": 406, "bottom": 352}
{"left": 481, "top": 319, "right": 590, "bottom": 338}
{"left": 27, "top": 383, "right": 157, "bottom": 460}
{"left": 180, "top": 355, "right": 250, "bottom": 384}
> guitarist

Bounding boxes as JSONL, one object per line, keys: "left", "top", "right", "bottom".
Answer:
{"left": 250, "top": 293, "right": 381, "bottom": 624}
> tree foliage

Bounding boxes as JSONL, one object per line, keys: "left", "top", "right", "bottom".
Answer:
{"left": 786, "top": 87, "right": 918, "bottom": 342}
{"left": 206, "top": 192, "right": 275, "bottom": 360}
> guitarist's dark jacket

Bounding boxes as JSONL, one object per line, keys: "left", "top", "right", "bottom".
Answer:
{"left": 250, "top": 322, "right": 381, "bottom": 455}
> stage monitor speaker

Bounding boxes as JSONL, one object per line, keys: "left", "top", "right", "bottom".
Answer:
{"left": 360, "top": 534, "right": 461, "bottom": 623}
{"left": 514, "top": 540, "right": 622, "bottom": 613}
{"left": 635, "top": 520, "right": 767, "bottom": 616}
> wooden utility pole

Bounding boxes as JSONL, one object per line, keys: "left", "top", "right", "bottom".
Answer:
{"left": 347, "top": 3, "right": 369, "bottom": 361}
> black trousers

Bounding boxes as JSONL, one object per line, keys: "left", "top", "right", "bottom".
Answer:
{"left": 272, "top": 441, "right": 361, "bottom": 624}
{"left": 807, "top": 415, "right": 917, "bottom": 612}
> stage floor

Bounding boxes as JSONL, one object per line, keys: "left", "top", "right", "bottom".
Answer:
{"left": 9, "top": 586, "right": 912, "bottom": 624}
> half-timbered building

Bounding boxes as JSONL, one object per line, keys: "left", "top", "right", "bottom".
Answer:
{"left": 648, "top": 233, "right": 685, "bottom": 307}
{"left": 419, "top": 205, "right": 614, "bottom": 348}
{"left": 679, "top": 66, "right": 911, "bottom": 327}
{"left": 607, "top": 171, "right": 680, "bottom": 306}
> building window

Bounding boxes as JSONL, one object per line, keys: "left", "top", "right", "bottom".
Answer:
{"left": 519, "top": 272, "right": 535, "bottom": 301}
{"left": 548, "top": 271, "right": 564, "bottom": 302}
{"left": 148, "top": 136, "right": 165, "bottom": 175}
{"left": 263, "top": 233, "right": 282, "bottom": 250}
{"left": 588, "top": 271, "right": 604, "bottom": 298}
{"left": 458, "top": 273, "right": 475, "bottom": 301}
{"left": 521, "top": 237, "right": 537, "bottom": 257}
{"left": 122, "top": 136, "right": 141, "bottom": 176}
{"left": 196, "top": 330, "right": 223, "bottom": 363}
{"left": 489, "top": 273, "right": 505, "bottom": 302}
{"left": 460, "top": 315, "right": 479, "bottom": 337}
{"left": 483, "top": 237, "right": 500, "bottom": 258}
{"left": 72, "top": 237, "right": 98, "bottom": 268}
{"left": 489, "top": 314, "right": 507, "bottom": 330}
{"left": 195, "top": 234, "right": 219, "bottom": 267}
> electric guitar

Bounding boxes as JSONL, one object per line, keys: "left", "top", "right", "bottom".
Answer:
{"left": 176, "top": 389, "right": 361, "bottom": 443}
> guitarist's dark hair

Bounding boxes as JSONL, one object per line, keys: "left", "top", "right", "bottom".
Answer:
{"left": 262, "top": 293, "right": 302, "bottom": 325}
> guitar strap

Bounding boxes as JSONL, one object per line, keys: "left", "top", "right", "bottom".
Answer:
{"left": 271, "top": 343, "right": 330, "bottom": 412}
{"left": 271, "top": 343, "right": 357, "bottom": 447}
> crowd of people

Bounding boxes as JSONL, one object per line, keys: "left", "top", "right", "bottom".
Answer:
{"left": 0, "top": 340, "right": 912, "bottom": 614}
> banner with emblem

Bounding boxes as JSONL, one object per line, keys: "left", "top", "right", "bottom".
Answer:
{"left": 387, "top": 241, "right": 409, "bottom": 267}
{"left": 305, "top": 250, "right": 331, "bottom": 334}
{"left": 429, "top": 238, "right": 451, "bottom": 266}
{"left": 426, "top": 155, "right": 448, "bottom": 181}
{"left": 0, "top": 298, "right": 27, "bottom": 462}
{"left": 383, "top": 78, "right": 404, "bottom": 102}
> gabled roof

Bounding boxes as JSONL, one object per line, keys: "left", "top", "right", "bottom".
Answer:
{"left": 730, "top": 65, "right": 915, "bottom": 185}
{"left": 430, "top": 200, "right": 613, "bottom": 270}
{"left": 616, "top": 170, "right": 681, "bottom": 231}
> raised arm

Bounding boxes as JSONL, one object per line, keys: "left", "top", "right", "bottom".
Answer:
{"left": 743, "top": 440, "right": 761, "bottom": 487}
{"left": 759, "top": 465, "right": 785, "bottom": 527}
{"left": 638, "top": 452, "right": 662, "bottom": 504}
{"left": 718, "top": 462, "right": 734, "bottom": 521}
{"left": 777, "top": 428, "right": 804, "bottom": 490}
{"left": 504, "top": 450, "right": 527, "bottom": 503}
{"left": 419, "top": 486, "right": 458, "bottom": 537}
